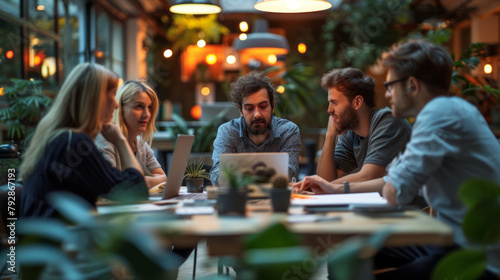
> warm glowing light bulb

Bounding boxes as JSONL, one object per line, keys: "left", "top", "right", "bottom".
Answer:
{"left": 206, "top": 54, "right": 217, "bottom": 65}
{"left": 0, "top": 88, "right": 4, "bottom": 96}
{"left": 267, "top": 54, "right": 277, "bottom": 64}
{"left": 191, "top": 105, "right": 202, "bottom": 120}
{"left": 277, "top": 86, "right": 285, "bottom": 94}
{"left": 298, "top": 43, "right": 307, "bottom": 54}
{"left": 32, "top": 38, "right": 39, "bottom": 45}
{"left": 285, "top": 0, "right": 300, "bottom": 10}
{"left": 201, "top": 87, "right": 210, "bottom": 96}
{"left": 197, "top": 39, "right": 206, "bottom": 48}
{"left": 95, "top": 50, "right": 103, "bottom": 58}
{"left": 239, "top": 33, "right": 247, "bottom": 41}
{"left": 5, "top": 50, "right": 14, "bottom": 59}
{"left": 34, "top": 55, "right": 42, "bottom": 66}
{"left": 484, "top": 63, "right": 493, "bottom": 74}
{"left": 239, "top": 21, "right": 249, "bottom": 32}
{"left": 37, "top": 5, "right": 45, "bottom": 11}
{"left": 163, "top": 49, "right": 173, "bottom": 58}
{"left": 226, "top": 55, "right": 236, "bottom": 64}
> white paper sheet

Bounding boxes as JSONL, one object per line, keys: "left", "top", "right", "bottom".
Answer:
{"left": 291, "top": 192, "right": 387, "bottom": 206}
{"left": 97, "top": 203, "right": 176, "bottom": 215}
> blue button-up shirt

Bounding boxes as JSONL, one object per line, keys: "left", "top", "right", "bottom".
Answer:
{"left": 210, "top": 116, "right": 301, "bottom": 185}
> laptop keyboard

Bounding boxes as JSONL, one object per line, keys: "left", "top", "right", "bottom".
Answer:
{"left": 178, "top": 192, "right": 207, "bottom": 200}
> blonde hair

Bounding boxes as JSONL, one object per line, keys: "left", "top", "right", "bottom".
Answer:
{"left": 112, "top": 80, "right": 159, "bottom": 145}
{"left": 20, "top": 63, "right": 119, "bottom": 180}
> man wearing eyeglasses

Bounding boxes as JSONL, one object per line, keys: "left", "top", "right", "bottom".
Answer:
{"left": 293, "top": 67, "right": 411, "bottom": 193}
{"left": 297, "top": 40, "right": 500, "bottom": 279}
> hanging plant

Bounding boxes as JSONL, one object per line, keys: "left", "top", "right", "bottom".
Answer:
{"left": 166, "top": 14, "right": 229, "bottom": 52}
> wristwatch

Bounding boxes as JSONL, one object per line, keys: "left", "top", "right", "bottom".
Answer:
{"left": 343, "top": 181, "right": 350, "bottom": 194}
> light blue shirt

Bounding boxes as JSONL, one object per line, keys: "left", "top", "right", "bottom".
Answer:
{"left": 210, "top": 116, "right": 301, "bottom": 185}
{"left": 385, "top": 96, "right": 500, "bottom": 274}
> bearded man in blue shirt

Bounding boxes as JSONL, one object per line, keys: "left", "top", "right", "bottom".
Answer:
{"left": 209, "top": 72, "right": 301, "bottom": 186}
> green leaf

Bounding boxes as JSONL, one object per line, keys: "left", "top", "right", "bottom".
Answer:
{"left": 463, "top": 198, "right": 500, "bottom": 244}
{"left": 46, "top": 192, "right": 97, "bottom": 227}
{"left": 459, "top": 179, "right": 500, "bottom": 208}
{"left": 244, "top": 223, "right": 300, "bottom": 250}
{"left": 16, "top": 245, "right": 84, "bottom": 280}
{"left": 432, "top": 249, "right": 486, "bottom": 280}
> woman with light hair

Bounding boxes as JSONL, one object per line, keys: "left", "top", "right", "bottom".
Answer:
{"left": 20, "top": 63, "right": 147, "bottom": 218}
{"left": 95, "top": 80, "right": 167, "bottom": 188}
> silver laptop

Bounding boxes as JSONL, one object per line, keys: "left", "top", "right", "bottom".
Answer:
{"left": 160, "top": 134, "right": 204, "bottom": 199}
{"left": 218, "top": 152, "right": 289, "bottom": 187}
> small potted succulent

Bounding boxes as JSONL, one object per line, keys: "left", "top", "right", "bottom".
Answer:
{"left": 218, "top": 167, "right": 255, "bottom": 216}
{"left": 269, "top": 175, "right": 291, "bottom": 213}
{"left": 183, "top": 158, "right": 211, "bottom": 193}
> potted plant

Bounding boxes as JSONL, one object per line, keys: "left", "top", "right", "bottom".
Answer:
{"left": 269, "top": 175, "right": 291, "bottom": 213}
{"left": 183, "top": 157, "right": 210, "bottom": 193}
{"left": 218, "top": 167, "right": 255, "bottom": 216}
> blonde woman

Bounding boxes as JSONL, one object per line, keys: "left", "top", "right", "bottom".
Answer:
{"left": 95, "top": 80, "right": 166, "bottom": 188}
{"left": 20, "top": 63, "right": 147, "bottom": 218}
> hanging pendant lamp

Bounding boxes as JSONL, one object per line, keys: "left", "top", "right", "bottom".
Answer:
{"left": 170, "top": 0, "right": 222, "bottom": 15}
{"left": 254, "top": 0, "right": 332, "bottom": 13}
{"left": 233, "top": 19, "right": 289, "bottom": 55}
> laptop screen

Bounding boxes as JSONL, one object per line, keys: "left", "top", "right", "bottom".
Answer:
{"left": 218, "top": 152, "right": 289, "bottom": 186}
{"left": 161, "top": 135, "right": 195, "bottom": 199}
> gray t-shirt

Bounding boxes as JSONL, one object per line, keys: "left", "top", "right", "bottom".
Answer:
{"left": 334, "top": 107, "right": 412, "bottom": 173}
{"left": 95, "top": 133, "right": 161, "bottom": 176}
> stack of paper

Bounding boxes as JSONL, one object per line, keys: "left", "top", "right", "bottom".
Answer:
{"left": 291, "top": 192, "right": 387, "bottom": 206}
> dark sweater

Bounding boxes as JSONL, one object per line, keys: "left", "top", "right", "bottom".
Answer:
{"left": 21, "top": 131, "right": 147, "bottom": 218}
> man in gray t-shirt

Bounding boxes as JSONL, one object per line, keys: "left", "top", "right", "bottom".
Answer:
{"left": 293, "top": 68, "right": 411, "bottom": 194}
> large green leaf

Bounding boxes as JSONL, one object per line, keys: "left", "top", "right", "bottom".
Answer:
{"left": 244, "top": 223, "right": 300, "bottom": 250}
{"left": 46, "top": 192, "right": 97, "bottom": 227}
{"left": 462, "top": 199, "right": 500, "bottom": 244}
{"left": 459, "top": 179, "right": 500, "bottom": 208}
{"left": 431, "top": 249, "right": 486, "bottom": 280}
{"left": 16, "top": 245, "right": 84, "bottom": 280}
{"left": 328, "top": 228, "right": 392, "bottom": 280}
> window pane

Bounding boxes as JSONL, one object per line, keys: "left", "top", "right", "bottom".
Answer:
{"left": 59, "top": 0, "right": 81, "bottom": 78}
{"left": 96, "top": 12, "right": 110, "bottom": 68}
{"left": 27, "top": 32, "right": 58, "bottom": 88}
{"left": 0, "top": 0, "right": 20, "bottom": 17}
{"left": 29, "top": 0, "right": 56, "bottom": 33}
{"left": 112, "top": 21, "right": 124, "bottom": 77}
{"left": 0, "top": 19, "right": 22, "bottom": 84}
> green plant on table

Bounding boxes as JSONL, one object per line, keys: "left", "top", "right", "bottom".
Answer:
{"left": 183, "top": 157, "right": 210, "bottom": 180}
{"left": 220, "top": 166, "right": 256, "bottom": 190}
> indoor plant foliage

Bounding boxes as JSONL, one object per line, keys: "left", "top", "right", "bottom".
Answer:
{"left": 432, "top": 179, "right": 500, "bottom": 280}
{"left": 183, "top": 157, "right": 211, "bottom": 193}
{"left": 0, "top": 78, "right": 52, "bottom": 146}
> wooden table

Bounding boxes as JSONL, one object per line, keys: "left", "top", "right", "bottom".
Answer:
{"left": 130, "top": 205, "right": 453, "bottom": 257}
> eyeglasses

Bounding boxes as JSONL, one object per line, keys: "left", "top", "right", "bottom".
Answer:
{"left": 383, "top": 77, "right": 409, "bottom": 92}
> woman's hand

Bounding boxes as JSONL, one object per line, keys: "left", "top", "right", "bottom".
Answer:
{"left": 101, "top": 122, "right": 125, "bottom": 145}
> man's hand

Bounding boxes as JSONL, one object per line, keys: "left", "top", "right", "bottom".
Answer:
{"left": 326, "top": 115, "right": 339, "bottom": 137}
{"left": 292, "top": 175, "right": 341, "bottom": 194}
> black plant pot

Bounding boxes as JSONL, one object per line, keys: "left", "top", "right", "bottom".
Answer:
{"left": 270, "top": 189, "right": 291, "bottom": 213}
{"left": 217, "top": 189, "right": 247, "bottom": 216}
{"left": 186, "top": 178, "right": 204, "bottom": 193}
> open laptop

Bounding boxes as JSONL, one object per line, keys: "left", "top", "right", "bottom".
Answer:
{"left": 155, "top": 134, "right": 206, "bottom": 200}
{"left": 219, "top": 153, "right": 289, "bottom": 197}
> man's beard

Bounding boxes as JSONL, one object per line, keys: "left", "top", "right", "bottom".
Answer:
{"left": 247, "top": 117, "right": 270, "bottom": 135}
{"left": 333, "top": 105, "right": 359, "bottom": 134}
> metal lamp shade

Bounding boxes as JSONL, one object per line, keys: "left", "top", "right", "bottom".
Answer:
{"left": 254, "top": 0, "right": 332, "bottom": 13}
{"left": 170, "top": 0, "right": 222, "bottom": 15}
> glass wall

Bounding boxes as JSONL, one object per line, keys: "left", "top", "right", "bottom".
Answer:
{"left": 0, "top": 18, "right": 22, "bottom": 84}
{"left": 58, "top": 0, "right": 81, "bottom": 78}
